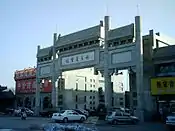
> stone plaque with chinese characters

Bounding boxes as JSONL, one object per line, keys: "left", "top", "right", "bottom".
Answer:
{"left": 61, "top": 51, "right": 95, "bottom": 66}
{"left": 40, "top": 66, "right": 51, "bottom": 76}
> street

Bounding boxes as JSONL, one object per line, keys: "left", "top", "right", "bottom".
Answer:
{"left": 0, "top": 117, "right": 169, "bottom": 131}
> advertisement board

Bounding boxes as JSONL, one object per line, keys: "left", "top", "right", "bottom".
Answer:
{"left": 151, "top": 77, "right": 175, "bottom": 95}
{"left": 16, "top": 79, "right": 52, "bottom": 94}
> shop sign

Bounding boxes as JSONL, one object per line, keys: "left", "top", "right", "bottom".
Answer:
{"left": 151, "top": 77, "right": 175, "bottom": 95}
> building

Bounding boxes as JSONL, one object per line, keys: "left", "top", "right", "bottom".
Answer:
{"left": 151, "top": 44, "right": 175, "bottom": 113}
{"left": 0, "top": 85, "right": 15, "bottom": 112}
{"left": 63, "top": 89, "right": 99, "bottom": 110}
{"left": 14, "top": 67, "right": 52, "bottom": 110}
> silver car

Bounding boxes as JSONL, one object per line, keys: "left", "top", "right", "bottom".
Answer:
{"left": 106, "top": 111, "right": 139, "bottom": 125}
{"left": 166, "top": 113, "right": 175, "bottom": 131}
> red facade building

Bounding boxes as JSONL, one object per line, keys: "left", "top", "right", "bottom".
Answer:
{"left": 14, "top": 67, "right": 52, "bottom": 94}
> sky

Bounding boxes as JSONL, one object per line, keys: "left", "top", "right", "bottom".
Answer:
{"left": 0, "top": 0, "right": 175, "bottom": 89}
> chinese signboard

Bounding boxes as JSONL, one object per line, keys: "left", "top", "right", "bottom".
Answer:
{"left": 16, "top": 79, "right": 52, "bottom": 94}
{"left": 155, "top": 62, "right": 175, "bottom": 76}
{"left": 61, "top": 51, "right": 95, "bottom": 66}
{"left": 151, "top": 77, "right": 175, "bottom": 95}
{"left": 16, "top": 79, "right": 36, "bottom": 93}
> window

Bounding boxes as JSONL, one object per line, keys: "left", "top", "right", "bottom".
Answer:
{"left": 89, "top": 41, "right": 94, "bottom": 45}
{"left": 17, "top": 83, "right": 21, "bottom": 88}
{"left": 74, "top": 45, "right": 77, "bottom": 48}
{"left": 93, "top": 107, "right": 96, "bottom": 110}
{"left": 84, "top": 96, "right": 86, "bottom": 102}
{"left": 120, "top": 102, "right": 123, "bottom": 106}
{"left": 90, "top": 79, "right": 92, "bottom": 82}
{"left": 27, "top": 82, "right": 31, "bottom": 89}
{"left": 133, "top": 92, "right": 137, "bottom": 97}
{"left": 93, "top": 85, "right": 95, "bottom": 88}
{"left": 120, "top": 98, "right": 123, "bottom": 101}
{"left": 32, "top": 81, "right": 36, "bottom": 89}
{"left": 128, "top": 39, "right": 133, "bottom": 43}
{"left": 113, "top": 41, "right": 119, "bottom": 46}
{"left": 22, "top": 82, "right": 26, "bottom": 89}
{"left": 133, "top": 100, "right": 137, "bottom": 106}
{"left": 112, "top": 97, "right": 114, "bottom": 106}
{"left": 93, "top": 101, "right": 95, "bottom": 104}
{"left": 90, "top": 101, "right": 92, "bottom": 104}
{"left": 79, "top": 43, "right": 83, "bottom": 47}
{"left": 90, "top": 84, "right": 92, "bottom": 87}
{"left": 58, "top": 101, "right": 63, "bottom": 105}
{"left": 121, "top": 40, "right": 126, "bottom": 44}
{"left": 115, "top": 111, "right": 122, "bottom": 116}
{"left": 90, "top": 90, "right": 92, "bottom": 92}
{"left": 59, "top": 95, "right": 63, "bottom": 99}
{"left": 84, "top": 104, "right": 86, "bottom": 109}
{"left": 84, "top": 42, "right": 88, "bottom": 46}
{"left": 93, "top": 96, "right": 95, "bottom": 99}
{"left": 93, "top": 79, "right": 95, "bottom": 82}
{"left": 90, "top": 96, "right": 92, "bottom": 99}
{"left": 73, "top": 112, "right": 79, "bottom": 115}
{"left": 76, "top": 95, "right": 78, "bottom": 102}
{"left": 123, "top": 113, "right": 130, "bottom": 116}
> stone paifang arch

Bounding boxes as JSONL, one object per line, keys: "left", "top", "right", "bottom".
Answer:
{"left": 36, "top": 16, "right": 144, "bottom": 120}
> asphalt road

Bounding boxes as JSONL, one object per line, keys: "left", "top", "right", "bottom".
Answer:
{"left": 0, "top": 116, "right": 169, "bottom": 131}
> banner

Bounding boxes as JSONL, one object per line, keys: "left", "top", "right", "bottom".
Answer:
{"left": 16, "top": 79, "right": 52, "bottom": 94}
{"left": 151, "top": 77, "right": 175, "bottom": 95}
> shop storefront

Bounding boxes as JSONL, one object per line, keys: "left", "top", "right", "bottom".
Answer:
{"left": 151, "top": 77, "right": 175, "bottom": 113}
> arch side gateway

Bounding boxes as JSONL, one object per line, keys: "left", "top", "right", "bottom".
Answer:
{"left": 35, "top": 16, "right": 145, "bottom": 120}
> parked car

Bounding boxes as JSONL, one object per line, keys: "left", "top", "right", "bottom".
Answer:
{"left": 73, "top": 109, "right": 87, "bottom": 117}
{"left": 166, "top": 113, "right": 175, "bottom": 131}
{"left": 40, "top": 108, "right": 58, "bottom": 117}
{"left": 105, "top": 110, "right": 139, "bottom": 125}
{"left": 52, "top": 110, "right": 86, "bottom": 123}
{"left": 5, "top": 108, "right": 14, "bottom": 115}
{"left": 14, "top": 107, "right": 34, "bottom": 116}
{"left": 73, "top": 109, "right": 89, "bottom": 117}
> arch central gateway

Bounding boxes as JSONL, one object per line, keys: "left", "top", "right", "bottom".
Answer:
{"left": 35, "top": 16, "right": 153, "bottom": 121}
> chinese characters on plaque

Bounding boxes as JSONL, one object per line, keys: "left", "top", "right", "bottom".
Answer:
{"left": 61, "top": 51, "right": 95, "bottom": 66}
{"left": 156, "top": 80, "right": 175, "bottom": 89}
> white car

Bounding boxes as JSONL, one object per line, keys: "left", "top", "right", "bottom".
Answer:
{"left": 52, "top": 110, "right": 86, "bottom": 123}
{"left": 166, "top": 114, "right": 175, "bottom": 131}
